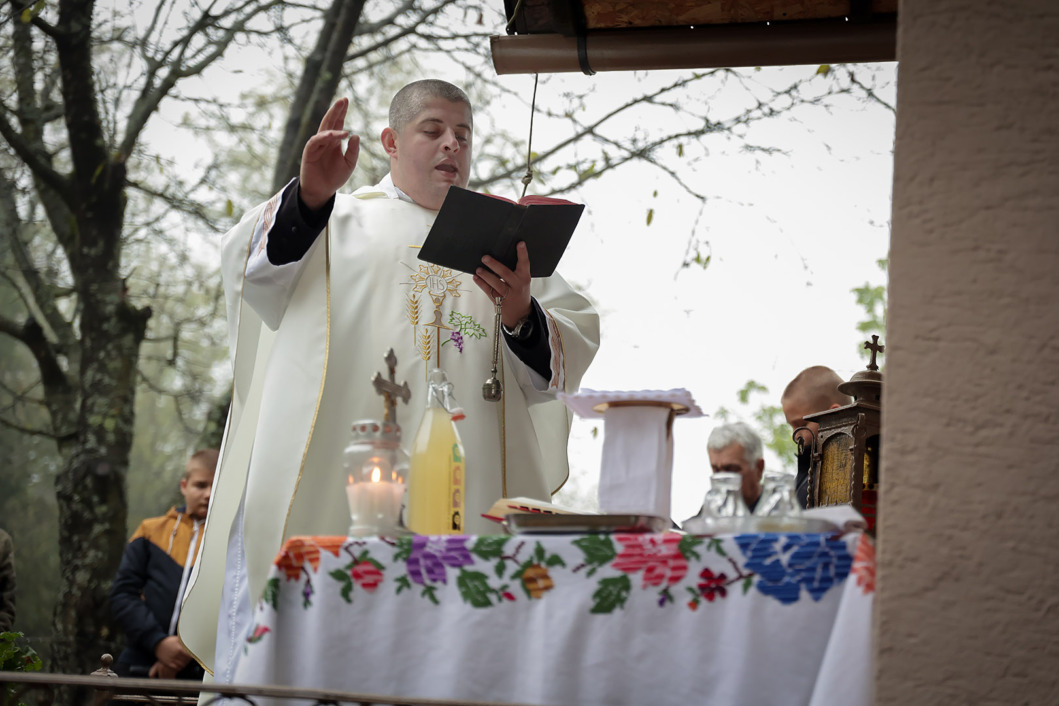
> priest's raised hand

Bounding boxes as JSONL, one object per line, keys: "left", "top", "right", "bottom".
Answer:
{"left": 299, "top": 97, "right": 360, "bottom": 211}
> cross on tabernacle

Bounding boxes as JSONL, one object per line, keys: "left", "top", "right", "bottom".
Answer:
{"left": 371, "top": 349, "right": 411, "bottom": 424}
{"left": 864, "top": 335, "right": 885, "bottom": 372}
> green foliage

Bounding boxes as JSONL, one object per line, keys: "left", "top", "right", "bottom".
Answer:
{"left": 1, "top": 632, "right": 43, "bottom": 706}
{"left": 0, "top": 632, "right": 43, "bottom": 672}
{"left": 852, "top": 257, "right": 888, "bottom": 360}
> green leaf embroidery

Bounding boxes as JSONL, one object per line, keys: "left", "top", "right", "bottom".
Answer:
{"left": 329, "top": 569, "right": 354, "bottom": 604}
{"left": 678, "top": 535, "right": 704, "bottom": 562}
{"left": 495, "top": 559, "right": 506, "bottom": 578}
{"left": 339, "top": 578, "right": 354, "bottom": 604}
{"left": 707, "top": 537, "right": 728, "bottom": 558}
{"left": 395, "top": 575, "right": 411, "bottom": 595}
{"left": 421, "top": 584, "right": 439, "bottom": 605}
{"left": 574, "top": 535, "right": 616, "bottom": 577}
{"left": 545, "top": 554, "right": 566, "bottom": 568}
{"left": 457, "top": 570, "right": 494, "bottom": 608}
{"left": 512, "top": 560, "right": 533, "bottom": 598}
{"left": 448, "top": 310, "right": 487, "bottom": 339}
{"left": 742, "top": 576, "right": 754, "bottom": 595}
{"left": 262, "top": 578, "right": 280, "bottom": 611}
{"left": 392, "top": 537, "right": 414, "bottom": 562}
{"left": 472, "top": 536, "right": 509, "bottom": 560}
{"left": 591, "top": 575, "right": 631, "bottom": 614}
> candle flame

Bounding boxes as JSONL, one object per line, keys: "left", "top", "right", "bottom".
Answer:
{"left": 347, "top": 474, "right": 353, "bottom": 485}
{"left": 371, "top": 466, "right": 381, "bottom": 483}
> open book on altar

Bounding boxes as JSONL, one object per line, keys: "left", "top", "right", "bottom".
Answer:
{"left": 481, "top": 496, "right": 589, "bottom": 524}
{"left": 418, "top": 186, "right": 584, "bottom": 277}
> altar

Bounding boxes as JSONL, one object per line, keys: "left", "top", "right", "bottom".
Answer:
{"left": 232, "top": 529, "right": 874, "bottom": 705}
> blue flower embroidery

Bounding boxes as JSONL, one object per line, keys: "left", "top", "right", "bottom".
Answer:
{"left": 734, "top": 533, "right": 852, "bottom": 604}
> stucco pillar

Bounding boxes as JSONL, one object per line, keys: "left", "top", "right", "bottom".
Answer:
{"left": 878, "top": 0, "right": 1059, "bottom": 702}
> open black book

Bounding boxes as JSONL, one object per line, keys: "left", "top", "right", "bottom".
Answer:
{"left": 418, "top": 186, "right": 584, "bottom": 277}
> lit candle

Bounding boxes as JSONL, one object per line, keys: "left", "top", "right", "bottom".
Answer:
{"left": 347, "top": 466, "right": 403, "bottom": 536}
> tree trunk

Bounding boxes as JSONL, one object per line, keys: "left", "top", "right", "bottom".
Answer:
{"left": 272, "top": 0, "right": 367, "bottom": 192}
{"left": 50, "top": 265, "right": 150, "bottom": 681}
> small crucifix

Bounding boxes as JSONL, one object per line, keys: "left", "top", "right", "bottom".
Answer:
{"left": 864, "top": 335, "right": 885, "bottom": 372}
{"left": 371, "top": 349, "right": 411, "bottom": 425}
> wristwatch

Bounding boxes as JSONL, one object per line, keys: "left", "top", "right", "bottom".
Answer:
{"left": 502, "top": 315, "right": 535, "bottom": 341}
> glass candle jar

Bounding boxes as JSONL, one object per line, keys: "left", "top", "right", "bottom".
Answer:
{"left": 342, "top": 419, "right": 410, "bottom": 537}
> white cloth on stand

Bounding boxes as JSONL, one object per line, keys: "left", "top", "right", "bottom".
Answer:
{"left": 597, "top": 405, "right": 674, "bottom": 517}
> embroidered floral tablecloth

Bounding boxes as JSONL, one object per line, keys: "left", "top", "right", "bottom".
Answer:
{"left": 234, "top": 531, "right": 875, "bottom": 705}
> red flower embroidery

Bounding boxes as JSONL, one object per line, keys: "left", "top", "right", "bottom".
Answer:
{"left": 351, "top": 561, "right": 384, "bottom": 593}
{"left": 697, "top": 567, "right": 728, "bottom": 602}
{"left": 851, "top": 533, "right": 876, "bottom": 595}
{"left": 611, "top": 534, "right": 688, "bottom": 588}
{"left": 246, "top": 624, "right": 270, "bottom": 644}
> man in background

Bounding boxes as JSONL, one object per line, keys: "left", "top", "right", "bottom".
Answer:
{"left": 707, "top": 422, "right": 766, "bottom": 512}
{"left": 110, "top": 449, "right": 217, "bottom": 679}
{"left": 780, "top": 366, "right": 852, "bottom": 507}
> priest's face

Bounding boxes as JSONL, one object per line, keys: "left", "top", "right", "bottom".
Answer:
{"left": 708, "top": 443, "right": 764, "bottom": 507}
{"left": 382, "top": 98, "right": 473, "bottom": 210}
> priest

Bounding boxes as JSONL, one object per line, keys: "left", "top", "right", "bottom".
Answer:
{"left": 180, "top": 80, "right": 599, "bottom": 682}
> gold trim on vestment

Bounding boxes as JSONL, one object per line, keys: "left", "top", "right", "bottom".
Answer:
{"left": 499, "top": 353, "right": 507, "bottom": 499}
{"left": 281, "top": 222, "right": 332, "bottom": 543}
{"left": 185, "top": 201, "right": 269, "bottom": 678}
{"left": 548, "top": 310, "right": 571, "bottom": 495}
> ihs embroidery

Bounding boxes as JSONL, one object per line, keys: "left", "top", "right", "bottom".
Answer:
{"left": 406, "top": 262, "right": 487, "bottom": 373}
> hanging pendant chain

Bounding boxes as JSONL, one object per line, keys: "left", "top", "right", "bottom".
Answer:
{"left": 483, "top": 296, "right": 504, "bottom": 402}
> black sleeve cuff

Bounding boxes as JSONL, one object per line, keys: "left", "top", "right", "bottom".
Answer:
{"left": 266, "top": 178, "right": 335, "bottom": 265}
{"left": 503, "top": 298, "right": 551, "bottom": 381}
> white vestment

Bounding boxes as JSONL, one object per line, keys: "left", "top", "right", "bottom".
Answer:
{"left": 179, "top": 176, "right": 599, "bottom": 678}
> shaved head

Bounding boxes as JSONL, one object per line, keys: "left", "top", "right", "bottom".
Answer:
{"left": 782, "top": 366, "right": 850, "bottom": 410}
{"left": 781, "top": 366, "right": 852, "bottom": 446}
{"left": 389, "top": 79, "right": 472, "bottom": 132}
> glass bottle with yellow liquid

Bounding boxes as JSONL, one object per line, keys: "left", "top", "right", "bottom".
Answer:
{"left": 408, "top": 368, "right": 466, "bottom": 535}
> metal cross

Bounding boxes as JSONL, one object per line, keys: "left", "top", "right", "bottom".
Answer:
{"left": 864, "top": 335, "right": 885, "bottom": 371}
{"left": 371, "top": 349, "right": 411, "bottom": 424}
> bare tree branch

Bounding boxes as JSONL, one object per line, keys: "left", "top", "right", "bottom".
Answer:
{"left": 0, "top": 413, "right": 61, "bottom": 438}
{"left": 120, "top": 0, "right": 286, "bottom": 159}
{"left": 273, "top": 0, "right": 365, "bottom": 191}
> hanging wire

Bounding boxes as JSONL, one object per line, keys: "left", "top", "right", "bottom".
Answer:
{"left": 505, "top": 0, "right": 527, "bottom": 32}
{"left": 520, "top": 73, "right": 539, "bottom": 200}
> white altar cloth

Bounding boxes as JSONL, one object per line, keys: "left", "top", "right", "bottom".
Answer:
{"left": 232, "top": 530, "right": 875, "bottom": 705}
